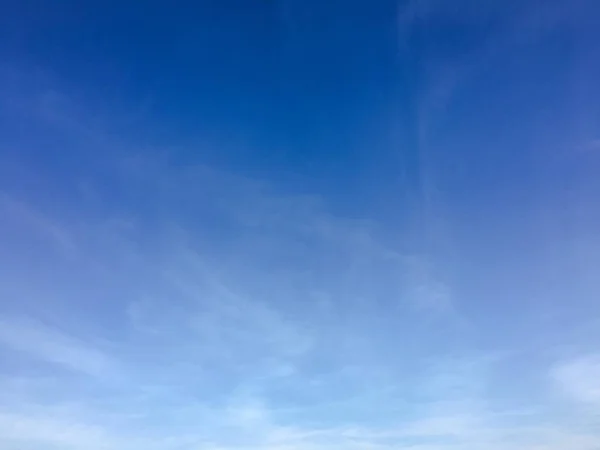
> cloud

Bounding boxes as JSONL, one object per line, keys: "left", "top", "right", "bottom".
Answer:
{"left": 0, "top": 316, "right": 118, "bottom": 379}
{"left": 166, "top": 249, "right": 314, "bottom": 359}
{"left": 0, "top": 410, "right": 118, "bottom": 450}
{"left": 552, "top": 354, "right": 600, "bottom": 406}
{"left": 397, "top": 0, "right": 596, "bottom": 143}
{"left": 0, "top": 192, "right": 77, "bottom": 256}
{"left": 1, "top": 62, "right": 599, "bottom": 450}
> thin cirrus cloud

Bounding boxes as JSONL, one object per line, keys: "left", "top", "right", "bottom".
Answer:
{"left": 0, "top": 88, "right": 457, "bottom": 447}
{"left": 0, "top": 316, "right": 118, "bottom": 380}
{"left": 552, "top": 355, "right": 600, "bottom": 406}
{"left": 0, "top": 79, "right": 598, "bottom": 450}
{"left": 0, "top": 1, "right": 600, "bottom": 447}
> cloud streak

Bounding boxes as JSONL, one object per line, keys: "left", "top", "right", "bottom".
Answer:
{"left": 0, "top": 316, "right": 118, "bottom": 380}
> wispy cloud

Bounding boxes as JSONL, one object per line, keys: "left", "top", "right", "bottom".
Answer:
{"left": 552, "top": 354, "right": 600, "bottom": 406}
{"left": 0, "top": 192, "right": 77, "bottom": 256}
{"left": 1, "top": 33, "right": 600, "bottom": 448}
{"left": 0, "top": 316, "right": 118, "bottom": 379}
{"left": 0, "top": 411, "right": 119, "bottom": 450}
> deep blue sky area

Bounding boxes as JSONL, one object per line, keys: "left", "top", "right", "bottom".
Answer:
{"left": 1, "top": 1, "right": 600, "bottom": 449}
{"left": 2, "top": 1, "right": 597, "bottom": 211}
{"left": 1, "top": 1, "right": 401, "bottom": 167}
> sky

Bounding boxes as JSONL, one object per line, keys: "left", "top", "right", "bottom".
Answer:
{"left": 0, "top": 0, "right": 600, "bottom": 449}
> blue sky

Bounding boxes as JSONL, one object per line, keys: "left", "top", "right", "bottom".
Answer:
{"left": 1, "top": 0, "right": 600, "bottom": 449}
